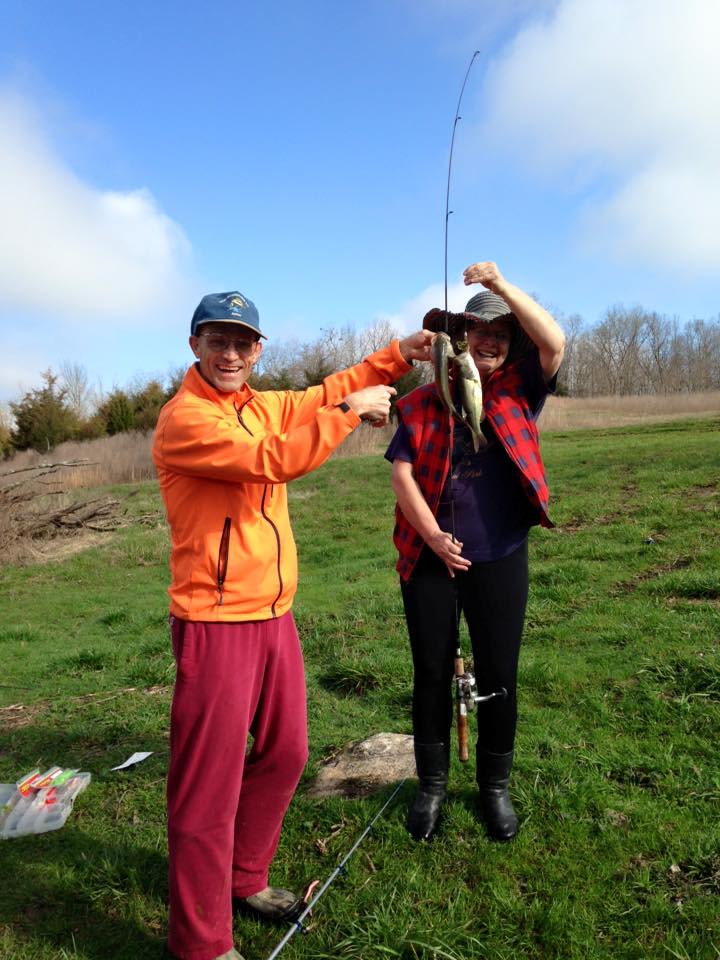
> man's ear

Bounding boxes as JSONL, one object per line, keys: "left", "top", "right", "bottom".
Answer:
{"left": 252, "top": 339, "right": 263, "bottom": 362}
{"left": 189, "top": 335, "right": 201, "bottom": 359}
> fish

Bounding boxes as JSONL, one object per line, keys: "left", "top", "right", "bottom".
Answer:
{"left": 453, "top": 342, "right": 486, "bottom": 452}
{"left": 433, "top": 332, "right": 486, "bottom": 452}
{"left": 433, "top": 332, "right": 463, "bottom": 420}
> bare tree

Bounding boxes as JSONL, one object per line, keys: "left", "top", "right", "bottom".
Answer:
{"left": 558, "top": 307, "right": 720, "bottom": 397}
{"left": 59, "top": 362, "right": 100, "bottom": 419}
{"left": 358, "top": 318, "right": 400, "bottom": 356}
{"left": 556, "top": 312, "right": 584, "bottom": 395}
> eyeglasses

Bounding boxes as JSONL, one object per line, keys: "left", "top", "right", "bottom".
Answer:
{"left": 467, "top": 326, "right": 512, "bottom": 345}
{"left": 199, "top": 333, "right": 259, "bottom": 355}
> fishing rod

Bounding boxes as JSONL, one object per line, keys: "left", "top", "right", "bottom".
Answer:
{"left": 442, "top": 52, "right": 481, "bottom": 732}
{"left": 441, "top": 50, "right": 481, "bottom": 547}
{"left": 444, "top": 49, "right": 479, "bottom": 320}
{"left": 439, "top": 52, "right": 509, "bottom": 757}
{"left": 264, "top": 779, "right": 406, "bottom": 960}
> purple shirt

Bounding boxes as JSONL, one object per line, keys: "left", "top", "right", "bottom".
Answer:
{"left": 385, "top": 351, "right": 554, "bottom": 563}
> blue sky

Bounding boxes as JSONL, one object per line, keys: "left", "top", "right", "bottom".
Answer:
{"left": 1, "top": 0, "right": 718, "bottom": 403}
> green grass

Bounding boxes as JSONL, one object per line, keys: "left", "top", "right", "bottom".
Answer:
{"left": 1, "top": 418, "right": 718, "bottom": 959}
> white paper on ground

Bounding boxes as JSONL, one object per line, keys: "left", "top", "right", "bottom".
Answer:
{"left": 111, "top": 752, "right": 153, "bottom": 771}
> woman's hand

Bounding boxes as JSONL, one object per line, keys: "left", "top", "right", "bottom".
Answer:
{"left": 426, "top": 530, "right": 472, "bottom": 578}
{"left": 392, "top": 460, "right": 471, "bottom": 579}
{"left": 462, "top": 261, "right": 566, "bottom": 379}
{"left": 463, "top": 261, "right": 508, "bottom": 296}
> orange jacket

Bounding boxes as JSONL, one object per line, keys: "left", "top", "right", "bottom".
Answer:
{"left": 152, "top": 341, "right": 411, "bottom": 621}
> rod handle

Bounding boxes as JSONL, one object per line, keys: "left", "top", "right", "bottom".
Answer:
{"left": 454, "top": 654, "right": 469, "bottom": 761}
{"left": 457, "top": 705, "right": 469, "bottom": 762}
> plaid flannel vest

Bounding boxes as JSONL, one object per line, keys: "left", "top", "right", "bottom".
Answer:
{"left": 393, "top": 362, "right": 553, "bottom": 581}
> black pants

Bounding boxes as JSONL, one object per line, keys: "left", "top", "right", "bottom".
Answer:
{"left": 400, "top": 540, "right": 529, "bottom": 755}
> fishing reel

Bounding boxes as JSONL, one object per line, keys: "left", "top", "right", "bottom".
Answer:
{"left": 454, "top": 662, "right": 507, "bottom": 762}
{"left": 455, "top": 669, "right": 507, "bottom": 713}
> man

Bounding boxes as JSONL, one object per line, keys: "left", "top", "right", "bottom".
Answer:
{"left": 152, "top": 291, "right": 432, "bottom": 960}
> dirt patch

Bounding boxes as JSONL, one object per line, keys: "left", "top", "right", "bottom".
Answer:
{"left": 690, "top": 483, "right": 718, "bottom": 498}
{"left": 612, "top": 556, "right": 693, "bottom": 594}
{"left": 0, "top": 685, "right": 172, "bottom": 729}
{"left": 14, "top": 530, "right": 111, "bottom": 565}
{"left": 559, "top": 512, "right": 623, "bottom": 533}
{"left": 0, "top": 701, "right": 43, "bottom": 730}
{"left": 666, "top": 596, "right": 720, "bottom": 608}
{"left": 684, "top": 482, "right": 719, "bottom": 510}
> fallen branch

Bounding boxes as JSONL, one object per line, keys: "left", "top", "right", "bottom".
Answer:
{"left": 0, "top": 459, "right": 95, "bottom": 479}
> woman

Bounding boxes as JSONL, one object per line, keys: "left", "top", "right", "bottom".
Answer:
{"left": 386, "top": 261, "right": 565, "bottom": 841}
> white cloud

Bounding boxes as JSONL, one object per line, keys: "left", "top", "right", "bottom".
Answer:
{"left": 378, "top": 280, "right": 469, "bottom": 333}
{"left": 406, "top": 0, "right": 558, "bottom": 44}
{"left": 0, "top": 89, "right": 194, "bottom": 322}
{"left": 481, "top": 0, "right": 720, "bottom": 269}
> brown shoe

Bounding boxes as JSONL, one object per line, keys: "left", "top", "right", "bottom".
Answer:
{"left": 235, "top": 886, "right": 304, "bottom": 923}
{"left": 213, "top": 950, "right": 245, "bottom": 960}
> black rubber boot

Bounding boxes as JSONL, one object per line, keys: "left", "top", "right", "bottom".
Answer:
{"left": 476, "top": 747, "right": 518, "bottom": 842}
{"left": 406, "top": 742, "right": 449, "bottom": 841}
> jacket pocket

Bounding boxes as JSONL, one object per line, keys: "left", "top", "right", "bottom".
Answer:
{"left": 217, "top": 517, "right": 231, "bottom": 606}
{"left": 260, "top": 486, "right": 283, "bottom": 617}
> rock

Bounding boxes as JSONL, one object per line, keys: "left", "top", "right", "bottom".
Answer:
{"left": 306, "top": 732, "right": 416, "bottom": 798}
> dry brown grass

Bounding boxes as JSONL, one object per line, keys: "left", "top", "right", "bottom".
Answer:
{"left": 0, "top": 454, "right": 149, "bottom": 564}
{"left": 5, "top": 432, "right": 156, "bottom": 488}
{"left": 539, "top": 390, "right": 720, "bottom": 431}
{"left": 2, "top": 392, "right": 717, "bottom": 498}
{"left": 332, "top": 422, "right": 393, "bottom": 458}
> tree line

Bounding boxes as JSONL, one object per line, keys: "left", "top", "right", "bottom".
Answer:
{"left": 560, "top": 308, "right": 720, "bottom": 397}
{"left": 2, "top": 308, "right": 718, "bottom": 455}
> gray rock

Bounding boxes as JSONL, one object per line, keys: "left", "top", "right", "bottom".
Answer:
{"left": 306, "top": 732, "right": 416, "bottom": 798}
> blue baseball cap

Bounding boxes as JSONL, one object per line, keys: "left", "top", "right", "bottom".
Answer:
{"left": 191, "top": 291, "right": 267, "bottom": 339}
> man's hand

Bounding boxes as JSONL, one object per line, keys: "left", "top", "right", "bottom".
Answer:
{"left": 426, "top": 530, "right": 471, "bottom": 578}
{"left": 399, "top": 330, "right": 434, "bottom": 363}
{"left": 463, "top": 261, "right": 508, "bottom": 297}
{"left": 344, "top": 385, "right": 397, "bottom": 426}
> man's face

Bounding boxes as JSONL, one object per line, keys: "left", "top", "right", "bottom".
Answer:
{"left": 189, "top": 322, "right": 263, "bottom": 393}
{"left": 467, "top": 320, "right": 512, "bottom": 379}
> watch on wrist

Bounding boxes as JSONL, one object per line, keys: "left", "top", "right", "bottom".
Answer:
{"left": 336, "top": 401, "right": 351, "bottom": 413}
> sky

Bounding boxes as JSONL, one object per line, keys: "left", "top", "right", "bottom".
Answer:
{"left": 1, "top": 0, "right": 719, "bottom": 404}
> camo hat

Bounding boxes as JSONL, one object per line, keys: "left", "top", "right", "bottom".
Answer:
{"left": 464, "top": 290, "right": 533, "bottom": 357}
{"left": 464, "top": 290, "right": 513, "bottom": 323}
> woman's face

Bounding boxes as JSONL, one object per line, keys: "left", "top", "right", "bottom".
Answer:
{"left": 467, "top": 320, "right": 513, "bottom": 380}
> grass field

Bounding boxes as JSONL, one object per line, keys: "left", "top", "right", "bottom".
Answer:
{"left": 1, "top": 417, "right": 718, "bottom": 960}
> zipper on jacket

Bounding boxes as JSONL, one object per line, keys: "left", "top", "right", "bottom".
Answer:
{"left": 234, "top": 399, "right": 254, "bottom": 436}
{"left": 217, "top": 517, "right": 231, "bottom": 606}
{"left": 261, "top": 484, "right": 283, "bottom": 618}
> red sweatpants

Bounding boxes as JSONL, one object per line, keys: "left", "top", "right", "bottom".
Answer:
{"left": 167, "top": 613, "right": 308, "bottom": 960}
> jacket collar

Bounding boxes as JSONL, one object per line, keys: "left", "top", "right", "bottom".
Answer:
{"left": 182, "top": 363, "right": 255, "bottom": 410}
